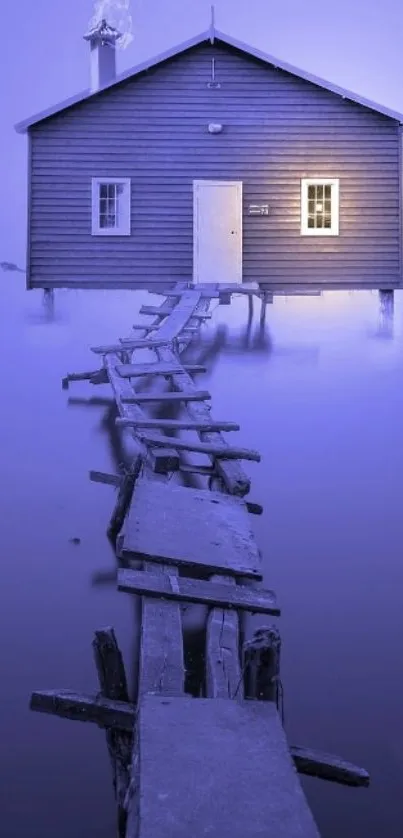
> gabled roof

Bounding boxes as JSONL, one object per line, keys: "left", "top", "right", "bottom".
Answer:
{"left": 14, "top": 27, "right": 403, "bottom": 133}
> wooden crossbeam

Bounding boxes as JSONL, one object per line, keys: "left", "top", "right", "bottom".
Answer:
{"left": 30, "top": 686, "right": 370, "bottom": 788}
{"left": 118, "top": 569, "right": 279, "bottom": 615}
{"left": 62, "top": 369, "right": 108, "bottom": 389}
{"left": 157, "top": 346, "right": 250, "bottom": 496}
{"left": 140, "top": 305, "right": 212, "bottom": 319}
{"left": 131, "top": 323, "right": 158, "bottom": 332}
{"left": 91, "top": 338, "right": 172, "bottom": 354}
{"left": 121, "top": 390, "right": 211, "bottom": 404}
{"left": 116, "top": 418, "right": 240, "bottom": 432}
{"left": 116, "top": 362, "right": 206, "bottom": 378}
{"left": 290, "top": 746, "right": 370, "bottom": 788}
{"left": 139, "top": 432, "right": 261, "bottom": 462}
{"left": 30, "top": 689, "right": 135, "bottom": 730}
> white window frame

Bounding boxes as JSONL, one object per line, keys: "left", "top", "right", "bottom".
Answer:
{"left": 301, "top": 178, "right": 339, "bottom": 236}
{"left": 91, "top": 177, "right": 131, "bottom": 236}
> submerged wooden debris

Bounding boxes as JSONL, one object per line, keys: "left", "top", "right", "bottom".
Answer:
{"left": 32, "top": 282, "right": 370, "bottom": 837}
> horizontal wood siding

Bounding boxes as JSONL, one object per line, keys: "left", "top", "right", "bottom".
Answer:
{"left": 29, "top": 42, "right": 401, "bottom": 288}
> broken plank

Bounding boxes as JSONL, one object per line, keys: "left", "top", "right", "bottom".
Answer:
{"left": 121, "top": 389, "right": 211, "bottom": 404}
{"left": 139, "top": 563, "right": 185, "bottom": 698}
{"left": 140, "top": 304, "right": 212, "bottom": 319}
{"left": 157, "top": 346, "right": 251, "bottom": 496}
{"left": 104, "top": 355, "right": 179, "bottom": 482}
{"left": 116, "top": 362, "right": 207, "bottom": 378}
{"left": 93, "top": 628, "right": 132, "bottom": 836}
{"left": 90, "top": 470, "right": 121, "bottom": 487}
{"left": 120, "top": 479, "right": 262, "bottom": 580}
{"left": 118, "top": 568, "right": 279, "bottom": 615}
{"left": 290, "top": 746, "right": 370, "bottom": 788}
{"left": 91, "top": 338, "right": 172, "bottom": 354}
{"left": 108, "top": 454, "right": 143, "bottom": 539}
{"left": 206, "top": 575, "right": 243, "bottom": 700}
{"left": 139, "top": 432, "right": 261, "bottom": 462}
{"left": 116, "top": 418, "right": 240, "bottom": 432}
{"left": 30, "top": 689, "right": 135, "bottom": 730}
{"left": 62, "top": 368, "right": 108, "bottom": 389}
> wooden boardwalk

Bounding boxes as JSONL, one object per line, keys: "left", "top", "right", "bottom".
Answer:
{"left": 35, "top": 282, "right": 369, "bottom": 837}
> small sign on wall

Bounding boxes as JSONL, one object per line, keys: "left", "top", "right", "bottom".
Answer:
{"left": 247, "top": 204, "right": 270, "bottom": 216}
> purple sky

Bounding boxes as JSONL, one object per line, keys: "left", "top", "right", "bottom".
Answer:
{"left": 3, "top": 0, "right": 403, "bottom": 267}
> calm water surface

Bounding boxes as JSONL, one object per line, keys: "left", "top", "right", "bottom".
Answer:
{"left": 1, "top": 277, "right": 402, "bottom": 837}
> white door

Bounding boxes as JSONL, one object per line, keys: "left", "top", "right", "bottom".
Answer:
{"left": 193, "top": 180, "right": 243, "bottom": 284}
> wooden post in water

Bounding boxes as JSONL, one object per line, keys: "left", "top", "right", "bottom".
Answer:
{"left": 242, "top": 625, "right": 281, "bottom": 703}
{"left": 92, "top": 628, "right": 133, "bottom": 838}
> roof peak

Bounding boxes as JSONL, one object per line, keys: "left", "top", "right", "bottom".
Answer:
{"left": 15, "top": 27, "right": 403, "bottom": 133}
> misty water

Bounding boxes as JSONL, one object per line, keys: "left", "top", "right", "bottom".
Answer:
{"left": 1, "top": 275, "right": 403, "bottom": 838}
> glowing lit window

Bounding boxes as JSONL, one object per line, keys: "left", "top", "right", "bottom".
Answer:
{"left": 91, "top": 177, "right": 131, "bottom": 236}
{"left": 301, "top": 178, "right": 339, "bottom": 236}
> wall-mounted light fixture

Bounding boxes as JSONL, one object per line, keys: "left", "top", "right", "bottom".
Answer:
{"left": 208, "top": 123, "right": 223, "bottom": 134}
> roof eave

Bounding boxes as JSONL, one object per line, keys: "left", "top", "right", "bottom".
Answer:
{"left": 14, "top": 26, "right": 403, "bottom": 133}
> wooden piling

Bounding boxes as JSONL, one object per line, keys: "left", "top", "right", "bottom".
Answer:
{"left": 243, "top": 626, "right": 282, "bottom": 703}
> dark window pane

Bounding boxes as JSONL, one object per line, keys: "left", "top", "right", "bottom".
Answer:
{"left": 324, "top": 200, "right": 331, "bottom": 213}
{"left": 308, "top": 200, "right": 315, "bottom": 214}
{"left": 324, "top": 184, "right": 331, "bottom": 199}
{"left": 308, "top": 216, "right": 315, "bottom": 228}
{"left": 308, "top": 185, "right": 315, "bottom": 199}
{"left": 316, "top": 185, "right": 324, "bottom": 200}
{"left": 316, "top": 214, "right": 324, "bottom": 228}
{"left": 324, "top": 216, "right": 331, "bottom": 228}
{"left": 99, "top": 184, "right": 108, "bottom": 199}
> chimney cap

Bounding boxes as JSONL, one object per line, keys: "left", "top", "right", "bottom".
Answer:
{"left": 83, "top": 18, "right": 122, "bottom": 45}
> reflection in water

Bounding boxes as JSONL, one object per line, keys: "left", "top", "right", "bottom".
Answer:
{"left": 377, "top": 289, "right": 394, "bottom": 340}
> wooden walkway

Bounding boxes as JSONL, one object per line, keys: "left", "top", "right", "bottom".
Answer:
{"left": 34, "top": 282, "right": 369, "bottom": 837}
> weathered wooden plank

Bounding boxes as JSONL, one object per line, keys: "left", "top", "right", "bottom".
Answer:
{"left": 90, "top": 470, "right": 121, "bottom": 487}
{"left": 90, "top": 470, "right": 262, "bottom": 513}
{"left": 108, "top": 455, "right": 143, "bottom": 539}
{"left": 290, "top": 746, "right": 370, "bottom": 787}
{"left": 62, "top": 368, "right": 108, "bottom": 388}
{"left": 116, "top": 417, "right": 240, "bottom": 432}
{"left": 117, "top": 362, "right": 207, "bottom": 378}
{"left": 91, "top": 338, "right": 172, "bottom": 354}
{"left": 130, "top": 695, "right": 321, "bottom": 838}
{"left": 30, "top": 689, "right": 135, "bottom": 730}
{"left": 150, "top": 289, "right": 201, "bottom": 341}
{"left": 157, "top": 346, "right": 251, "bottom": 496}
{"left": 121, "top": 389, "right": 211, "bottom": 404}
{"left": 206, "top": 575, "right": 243, "bottom": 700}
{"left": 139, "top": 432, "right": 261, "bottom": 462}
{"left": 140, "top": 304, "right": 212, "bottom": 319}
{"left": 120, "top": 479, "right": 262, "bottom": 579}
{"left": 139, "top": 563, "right": 185, "bottom": 698}
{"left": 118, "top": 568, "right": 279, "bottom": 615}
{"left": 151, "top": 288, "right": 220, "bottom": 299}
{"left": 131, "top": 323, "right": 158, "bottom": 332}
{"left": 148, "top": 447, "right": 180, "bottom": 474}
{"left": 218, "top": 282, "right": 260, "bottom": 295}
{"left": 93, "top": 628, "right": 132, "bottom": 836}
{"left": 103, "top": 354, "right": 179, "bottom": 473}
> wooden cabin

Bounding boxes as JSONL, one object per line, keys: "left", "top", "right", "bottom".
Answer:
{"left": 15, "top": 20, "right": 403, "bottom": 292}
